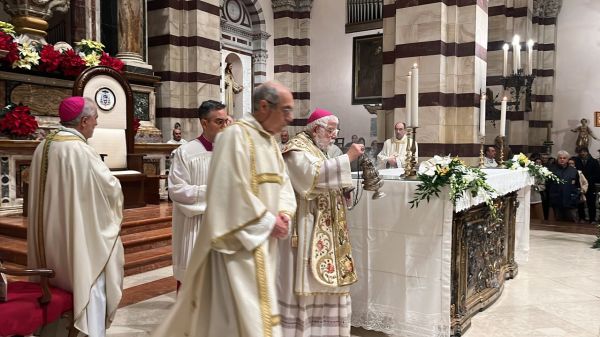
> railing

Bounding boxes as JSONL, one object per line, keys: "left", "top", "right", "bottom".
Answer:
{"left": 347, "top": 0, "right": 383, "bottom": 24}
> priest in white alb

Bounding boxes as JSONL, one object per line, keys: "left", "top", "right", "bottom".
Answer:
{"left": 151, "top": 81, "right": 297, "bottom": 337}
{"left": 377, "top": 121, "right": 418, "bottom": 169}
{"left": 28, "top": 96, "right": 124, "bottom": 337}
{"left": 169, "top": 100, "right": 228, "bottom": 290}
{"left": 279, "top": 108, "right": 365, "bottom": 337}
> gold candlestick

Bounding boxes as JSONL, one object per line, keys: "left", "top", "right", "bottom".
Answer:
{"left": 403, "top": 127, "right": 418, "bottom": 178}
{"left": 479, "top": 136, "right": 485, "bottom": 168}
{"left": 402, "top": 128, "right": 413, "bottom": 175}
{"left": 499, "top": 136, "right": 506, "bottom": 168}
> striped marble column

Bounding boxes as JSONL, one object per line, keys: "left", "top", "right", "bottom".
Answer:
{"left": 381, "top": 0, "right": 488, "bottom": 159}
{"left": 272, "top": 0, "right": 312, "bottom": 126}
{"left": 147, "top": 0, "right": 222, "bottom": 141}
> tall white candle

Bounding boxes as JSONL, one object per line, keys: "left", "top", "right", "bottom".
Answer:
{"left": 516, "top": 44, "right": 521, "bottom": 72}
{"left": 500, "top": 96, "right": 507, "bottom": 137}
{"left": 512, "top": 35, "right": 520, "bottom": 73}
{"left": 502, "top": 43, "right": 509, "bottom": 77}
{"left": 411, "top": 63, "right": 419, "bottom": 127}
{"left": 406, "top": 71, "right": 412, "bottom": 127}
{"left": 527, "top": 39, "right": 534, "bottom": 75}
{"left": 479, "top": 93, "right": 486, "bottom": 137}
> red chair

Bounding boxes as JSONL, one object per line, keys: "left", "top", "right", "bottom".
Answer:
{"left": 0, "top": 264, "right": 76, "bottom": 337}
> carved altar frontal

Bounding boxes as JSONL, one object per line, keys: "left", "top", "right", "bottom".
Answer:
{"left": 451, "top": 192, "right": 519, "bottom": 336}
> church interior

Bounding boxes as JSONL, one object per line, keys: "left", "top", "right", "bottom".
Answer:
{"left": 0, "top": 0, "right": 599, "bottom": 336}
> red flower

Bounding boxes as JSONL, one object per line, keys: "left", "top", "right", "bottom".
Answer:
{"left": 39, "top": 44, "right": 62, "bottom": 73}
{"left": 132, "top": 117, "right": 140, "bottom": 134}
{"left": 0, "top": 105, "right": 38, "bottom": 137}
{"left": 59, "top": 49, "right": 86, "bottom": 77}
{"left": 100, "top": 52, "right": 124, "bottom": 73}
{"left": 0, "top": 32, "right": 19, "bottom": 65}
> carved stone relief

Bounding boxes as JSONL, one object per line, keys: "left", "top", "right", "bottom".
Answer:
{"left": 532, "top": 0, "right": 563, "bottom": 18}
{"left": 9, "top": 83, "right": 70, "bottom": 117}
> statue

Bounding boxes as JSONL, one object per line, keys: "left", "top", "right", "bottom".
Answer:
{"left": 571, "top": 118, "right": 597, "bottom": 152}
{"left": 224, "top": 62, "right": 243, "bottom": 116}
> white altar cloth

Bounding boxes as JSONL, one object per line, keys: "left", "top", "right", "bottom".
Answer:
{"left": 348, "top": 169, "right": 533, "bottom": 337}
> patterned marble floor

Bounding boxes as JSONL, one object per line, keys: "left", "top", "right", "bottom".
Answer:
{"left": 107, "top": 230, "right": 600, "bottom": 337}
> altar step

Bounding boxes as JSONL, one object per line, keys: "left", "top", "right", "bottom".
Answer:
{"left": 0, "top": 203, "right": 174, "bottom": 277}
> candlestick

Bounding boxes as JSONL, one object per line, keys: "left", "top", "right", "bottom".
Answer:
{"left": 516, "top": 44, "right": 521, "bottom": 72}
{"left": 527, "top": 39, "right": 534, "bottom": 75}
{"left": 499, "top": 136, "right": 506, "bottom": 168}
{"left": 500, "top": 96, "right": 507, "bottom": 137}
{"left": 502, "top": 43, "right": 509, "bottom": 77}
{"left": 411, "top": 63, "right": 419, "bottom": 127}
{"left": 479, "top": 93, "right": 486, "bottom": 137}
{"left": 406, "top": 71, "right": 412, "bottom": 127}
{"left": 479, "top": 136, "right": 485, "bottom": 168}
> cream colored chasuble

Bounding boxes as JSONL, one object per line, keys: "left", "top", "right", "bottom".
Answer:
{"left": 152, "top": 116, "right": 296, "bottom": 337}
{"left": 27, "top": 128, "right": 124, "bottom": 335}
{"left": 376, "top": 136, "right": 418, "bottom": 169}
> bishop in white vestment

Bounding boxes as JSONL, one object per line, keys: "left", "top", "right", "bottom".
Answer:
{"left": 152, "top": 82, "right": 296, "bottom": 337}
{"left": 279, "top": 108, "right": 365, "bottom": 337}
{"left": 169, "top": 100, "right": 228, "bottom": 285}
{"left": 377, "top": 121, "right": 418, "bottom": 169}
{"left": 28, "top": 97, "right": 124, "bottom": 337}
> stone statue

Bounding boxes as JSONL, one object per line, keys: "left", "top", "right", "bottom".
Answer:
{"left": 571, "top": 118, "right": 597, "bottom": 152}
{"left": 224, "top": 62, "right": 243, "bottom": 116}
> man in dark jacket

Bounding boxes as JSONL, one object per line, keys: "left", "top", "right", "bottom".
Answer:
{"left": 547, "top": 150, "right": 580, "bottom": 222}
{"left": 574, "top": 147, "right": 600, "bottom": 224}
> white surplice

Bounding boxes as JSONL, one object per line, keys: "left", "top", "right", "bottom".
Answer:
{"left": 151, "top": 116, "right": 296, "bottom": 337}
{"left": 28, "top": 128, "right": 124, "bottom": 336}
{"left": 168, "top": 139, "right": 211, "bottom": 282}
{"left": 279, "top": 132, "right": 357, "bottom": 337}
{"left": 376, "top": 137, "right": 418, "bottom": 169}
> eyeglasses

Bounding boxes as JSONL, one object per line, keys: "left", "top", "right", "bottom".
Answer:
{"left": 321, "top": 126, "right": 339, "bottom": 135}
{"left": 265, "top": 99, "right": 294, "bottom": 115}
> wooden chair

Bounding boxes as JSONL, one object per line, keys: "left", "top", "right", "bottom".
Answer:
{"left": 73, "top": 66, "right": 146, "bottom": 209}
{"left": 0, "top": 265, "right": 76, "bottom": 337}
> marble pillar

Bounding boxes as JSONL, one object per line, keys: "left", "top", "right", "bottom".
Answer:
{"left": 2, "top": 0, "right": 70, "bottom": 41}
{"left": 117, "top": 0, "right": 152, "bottom": 69}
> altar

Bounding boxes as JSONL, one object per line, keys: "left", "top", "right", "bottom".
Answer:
{"left": 348, "top": 169, "right": 534, "bottom": 337}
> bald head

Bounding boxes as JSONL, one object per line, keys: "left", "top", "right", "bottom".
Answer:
{"left": 252, "top": 81, "right": 294, "bottom": 134}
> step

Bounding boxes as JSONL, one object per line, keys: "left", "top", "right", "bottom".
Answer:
{"left": 0, "top": 234, "right": 27, "bottom": 265}
{"left": 124, "top": 245, "right": 172, "bottom": 276}
{"left": 120, "top": 216, "right": 172, "bottom": 236}
{"left": 0, "top": 217, "right": 27, "bottom": 239}
{"left": 122, "top": 227, "right": 172, "bottom": 254}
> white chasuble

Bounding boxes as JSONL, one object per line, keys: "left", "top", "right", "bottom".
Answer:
{"left": 151, "top": 116, "right": 296, "bottom": 337}
{"left": 376, "top": 137, "right": 418, "bottom": 169}
{"left": 168, "top": 139, "right": 211, "bottom": 282}
{"left": 27, "top": 128, "right": 124, "bottom": 335}
{"left": 280, "top": 132, "right": 357, "bottom": 295}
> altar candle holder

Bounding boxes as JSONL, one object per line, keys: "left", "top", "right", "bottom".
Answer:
{"left": 479, "top": 136, "right": 485, "bottom": 168}
{"left": 402, "top": 128, "right": 413, "bottom": 175}
{"left": 403, "top": 127, "right": 418, "bottom": 178}
{"left": 499, "top": 136, "right": 506, "bottom": 168}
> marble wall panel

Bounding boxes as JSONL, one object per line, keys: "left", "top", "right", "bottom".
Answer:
{"left": 488, "top": 0, "right": 505, "bottom": 6}
{"left": 420, "top": 73, "right": 445, "bottom": 93}
{"left": 147, "top": 8, "right": 170, "bottom": 37}
{"left": 295, "top": 100, "right": 310, "bottom": 118}
{"left": 395, "top": 23, "right": 418, "bottom": 45}
{"left": 509, "top": 120, "right": 529, "bottom": 145}
{"left": 488, "top": 16, "right": 507, "bottom": 41}
{"left": 475, "top": 7, "right": 489, "bottom": 47}
{"left": 382, "top": 64, "right": 395, "bottom": 97}
{"left": 396, "top": 3, "right": 443, "bottom": 29}
{"left": 383, "top": 17, "right": 396, "bottom": 50}
{"left": 532, "top": 102, "right": 553, "bottom": 119}
{"left": 528, "top": 127, "right": 548, "bottom": 145}
{"left": 457, "top": 5, "right": 477, "bottom": 24}
{"left": 446, "top": 55, "right": 458, "bottom": 76}
{"left": 474, "top": 57, "right": 488, "bottom": 92}
{"left": 454, "top": 124, "right": 477, "bottom": 143}
{"left": 420, "top": 105, "right": 444, "bottom": 126}
{"left": 419, "top": 55, "right": 444, "bottom": 75}
{"left": 444, "top": 106, "right": 457, "bottom": 126}
{"left": 457, "top": 22, "right": 476, "bottom": 43}
{"left": 456, "top": 106, "right": 478, "bottom": 126}
{"left": 417, "top": 21, "right": 443, "bottom": 43}
{"left": 487, "top": 51, "right": 503, "bottom": 75}
{"left": 299, "top": 18, "right": 311, "bottom": 37}
{"left": 394, "top": 57, "right": 420, "bottom": 74}
{"left": 541, "top": 50, "right": 555, "bottom": 68}
{"left": 446, "top": 23, "right": 457, "bottom": 43}
{"left": 418, "top": 123, "right": 442, "bottom": 143}
{"left": 273, "top": 19, "right": 292, "bottom": 38}
{"left": 445, "top": 73, "right": 458, "bottom": 93}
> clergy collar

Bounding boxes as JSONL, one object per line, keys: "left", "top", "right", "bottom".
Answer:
{"left": 197, "top": 134, "right": 213, "bottom": 151}
{"left": 58, "top": 126, "right": 87, "bottom": 142}
{"left": 392, "top": 136, "right": 407, "bottom": 144}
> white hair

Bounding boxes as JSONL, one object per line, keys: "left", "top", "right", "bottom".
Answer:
{"left": 60, "top": 97, "right": 97, "bottom": 128}
{"left": 557, "top": 150, "right": 570, "bottom": 158}
{"left": 305, "top": 115, "right": 339, "bottom": 132}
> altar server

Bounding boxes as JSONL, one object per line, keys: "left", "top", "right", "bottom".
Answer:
{"left": 168, "top": 100, "right": 228, "bottom": 289}
{"left": 279, "top": 108, "right": 364, "bottom": 337}
{"left": 151, "top": 81, "right": 297, "bottom": 337}
{"left": 28, "top": 96, "right": 124, "bottom": 337}
{"left": 377, "top": 121, "right": 418, "bottom": 169}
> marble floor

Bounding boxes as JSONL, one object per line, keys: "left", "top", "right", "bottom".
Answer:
{"left": 107, "top": 230, "right": 600, "bottom": 337}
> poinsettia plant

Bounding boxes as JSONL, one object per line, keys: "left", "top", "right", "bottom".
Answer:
{"left": 0, "top": 21, "right": 124, "bottom": 77}
{"left": 0, "top": 103, "right": 39, "bottom": 138}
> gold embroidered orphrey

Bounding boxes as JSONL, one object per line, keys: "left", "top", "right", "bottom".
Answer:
{"left": 285, "top": 132, "right": 358, "bottom": 287}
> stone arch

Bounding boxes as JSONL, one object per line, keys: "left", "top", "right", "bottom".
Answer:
{"left": 220, "top": 0, "right": 271, "bottom": 87}
{"left": 223, "top": 52, "right": 246, "bottom": 119}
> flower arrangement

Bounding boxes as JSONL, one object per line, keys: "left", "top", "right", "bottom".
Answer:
{"left": 409, "top": 155, "right": 498, "bottom": 216}
{"left": 0, "top": 104, "right": 39, "bottom": 138}
{"left": 505, "top": 153, "right": 561, "bottom": 184}
{"left": 0, "top": 21, "right": 124, "bottom": 77}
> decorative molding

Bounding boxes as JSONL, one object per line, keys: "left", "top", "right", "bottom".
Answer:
{"left": 532, "top": 0, "right": 562, "bottom": 18}
{"left": 252, "top": 50, "right": 268, "bottom": 65}
{"left": 272, "top": 0, "right": 312, "bottom": 12}
{"left": 3, "top": 0, "right": 70, "bottom": 19}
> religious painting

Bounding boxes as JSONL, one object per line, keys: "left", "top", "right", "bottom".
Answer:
{"left": 595, "top": 111, "right": 600, "bottom": 127}
{"left": 352, "top": 34, "right": 383, "bottom": 105}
